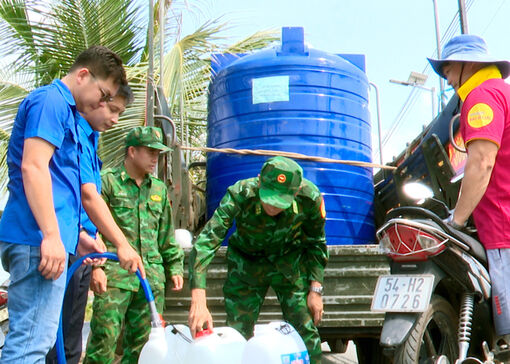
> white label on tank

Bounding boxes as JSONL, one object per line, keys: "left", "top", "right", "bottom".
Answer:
{"left": 252, "top": 75, "right": 289, "bottom": 104}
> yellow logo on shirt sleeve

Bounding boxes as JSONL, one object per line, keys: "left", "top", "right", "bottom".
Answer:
{"left": 150, "top": 194, "right": 162, "bottom": 202}
{"left": 467, "top": 103, "right": 494, "bottom": 128}
{"left": 320, "top": 198, "right": 326, "bottom": 219}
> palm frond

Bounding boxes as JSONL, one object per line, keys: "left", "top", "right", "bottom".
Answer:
{"left": 0, "top": 79, "right": 28, "bottom": 131}
{"left": 0, "top": 60, "right": 34, "bottom": 90}
{"left": 0, "top": 0, "right": 37, "bottom": 71}
{"left": 162, "top": 23, "right": 278, "bottom": 151}
{"left": 36, "top": 0, "right": 146, "bottom": 79}
{"left": 162, "top": 19, "right": 226, "bottom": 120}
{"left": 0, "top": 0, "right": 281, "bottom": 186}
{"left": 140, "top": 0, "right": 210, "bottom": 63}
{"left": 0, "top": 0, "right": 148, "bottom": 85}
{"left": 0, "top": 140, "right": 9, "bottom": 192}
{"left": 0, "top": 79, "right": 27, "bottom": 193}
{"left": 224, "top": 29, "right": 279, "bottom": 53}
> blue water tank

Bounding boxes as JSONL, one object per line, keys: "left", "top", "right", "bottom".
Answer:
{"left": 206, "top": 27, "right": 374, "bottom": 245}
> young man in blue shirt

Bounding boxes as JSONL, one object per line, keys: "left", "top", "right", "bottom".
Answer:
{"left": 0, "top": 46, "right": 144, "bottom": 364}
{"left": 46, "top": 84, "right": 134, "bottom": 364}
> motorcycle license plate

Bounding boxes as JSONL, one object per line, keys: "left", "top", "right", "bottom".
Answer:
{"left": 371, "top": 275, "right": 434, "bottom": 312}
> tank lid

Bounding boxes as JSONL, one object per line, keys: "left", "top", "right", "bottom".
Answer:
{"left": 278, "top": 27, "right": 308, "bottom": 56}
{"left": 210, "top": 27, "right": 368, "bottom": 79}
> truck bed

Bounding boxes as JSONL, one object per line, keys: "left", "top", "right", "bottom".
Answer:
{"left": 163, "top": 245, "right": 389, "bottom": 343}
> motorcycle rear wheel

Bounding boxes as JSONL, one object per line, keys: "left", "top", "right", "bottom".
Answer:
{"left": 394, "top": 295, "right": 458, "bottom": 364}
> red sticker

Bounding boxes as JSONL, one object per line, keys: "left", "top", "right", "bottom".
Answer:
{"left": 277, "top": 174, "right": 286, "bottom": 183}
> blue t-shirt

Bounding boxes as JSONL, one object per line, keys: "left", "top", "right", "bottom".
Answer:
{"left": 77, "top": 115, "right": 102, "bottom": 237}
{"left": 0, "top": 80, "right": 81, "bottom": 253}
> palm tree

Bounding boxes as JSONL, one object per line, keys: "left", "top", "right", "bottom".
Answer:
{"left": 0, "top": 0, "right": 278, "bottom": 191}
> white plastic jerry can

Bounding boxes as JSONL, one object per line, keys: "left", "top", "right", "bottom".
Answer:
{"left": 139, "top": 322, "right": 309, "bottom": 364}
{"left": 183, "top": 326, "right": 247, "bottom": 364}
{"left": 242, "top": 321, "right": 310, "bottom": 364}
{"left": 138, "top": 327, "right": 168, "bottom": 363}
{"left": 138, "top": 324, "right": 192, "bottom": 364}
{"left": 164, "top": 324, "right": 193, "bottom": 363}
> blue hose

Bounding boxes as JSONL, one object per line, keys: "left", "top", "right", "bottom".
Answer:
{"left": 56, "top": 253, "right": 156, "bottom": 364}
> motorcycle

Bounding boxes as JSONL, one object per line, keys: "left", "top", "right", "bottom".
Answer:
{"left": 372, "top": 182, "right": 506, "bottom": 364}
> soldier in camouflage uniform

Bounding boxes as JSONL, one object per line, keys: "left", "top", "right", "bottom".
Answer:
{"left": 84, "top": 126, "right": 184, "bottom": 364}
{"left": 188, "top": 156, "right": 328, "bottom": 364}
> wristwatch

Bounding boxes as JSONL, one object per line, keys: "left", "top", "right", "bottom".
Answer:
{"left": 309, "top": 285, "right": 324, "bottom": 295}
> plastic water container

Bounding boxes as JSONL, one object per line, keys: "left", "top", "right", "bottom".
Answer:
{"left": 174, "top": 229, "right": 193, "bottom": 248}
{"left": 138, "top": 327, "right": 168, "bottom": 363}
{"left": 242, "top": 321, "right": 310, "bottom": 364}
{"left": 140, "top": 322, "right": 307, "bottom": 363}
{"left": 207, "top": 27, "right": 374, "bottom": 245}
{"left": 183, "top": 326, "right": 247, "bottom": 364}
{"left": 163, "top": 324, "right": 192, "bottom": 363}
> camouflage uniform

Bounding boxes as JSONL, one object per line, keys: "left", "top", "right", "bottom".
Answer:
{"left": 189, "top": 157, "right": 328, "bottom": 364}
{"left": 84, "top": 127, "right": 184, "bottom": 364}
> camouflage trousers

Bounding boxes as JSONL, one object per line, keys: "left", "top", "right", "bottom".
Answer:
{"left": 223, "top": 248, "right": 322, "bottom": 364}
{"left": 83, "top": 285, "right": 164, "bottom": 364}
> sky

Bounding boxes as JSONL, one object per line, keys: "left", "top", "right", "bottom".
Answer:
{"left": 182, "top": 0, "right": 510, "bottom": 164}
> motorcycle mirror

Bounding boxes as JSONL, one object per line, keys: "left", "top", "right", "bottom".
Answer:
{"left": 402, "top": 182, "right": 434, "bottom": 204}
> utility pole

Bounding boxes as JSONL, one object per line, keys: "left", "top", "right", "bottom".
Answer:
{"left": 369, "top": 82, "right": 384, "bottom": 165}
{"left": 458, "top": 0, "right": 469, "bottom": 34}
{"left": 159, "top": 0, "right": 164, "bottom": 91}
{"left": 432, "top": 0, "right": 445, "bottom": 110}
{"left": 146, "top": 0, "right": 155, "bottom": 126}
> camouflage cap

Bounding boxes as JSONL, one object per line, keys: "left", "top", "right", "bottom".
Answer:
{"left": 259, "top": 156, "right": 303, "bottom": 209}
{"left": 125, "top": 126, "right": 170, "bottom": 152}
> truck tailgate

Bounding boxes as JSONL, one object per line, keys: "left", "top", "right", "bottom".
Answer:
{"left": 163, "top": 244, "right": 389, "bottom": 338}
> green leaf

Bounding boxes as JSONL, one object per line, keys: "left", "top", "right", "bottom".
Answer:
{"left": 0, "top": 0, "right": 279, "bottom": 192}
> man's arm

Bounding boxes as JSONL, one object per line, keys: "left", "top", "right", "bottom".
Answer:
{"left": 189, "top": 187, "right": 239, "bottom": 289}
{"left": 188, "top": 288, "right": 213, "bottom": 338}
{"left": 89, "top": 234, "right": 108, "bottom": 294}
{"left": 22, "top": 137, "right": 66, "bottom": 280}
{"left": 81, "top": 183, "right": 145, "bottom": 277}
{"left": 301, "top": 192, "right": 328, "bottom": 325}
{"left": 301, "top": 194, "right": 328, "bottom": 284}
{"left": 308, "top": 281, "right": 324, "bottom": 325}
{"left": 90, "top": 266, "right": 108, "bottom": 294}
{"left": 188, "top": 186, "right": 240, "bottom": 337}
{"left": 77, "top": 230, "right": 106, "bottom": 265}
{"left": 452, "top": 139, "right": 498, "bottom": 225}
{"left": 158, "top": 188, "right": 184, "bottom": 289}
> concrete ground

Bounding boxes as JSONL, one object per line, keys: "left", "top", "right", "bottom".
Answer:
{"left": 322, "top": 341, "right": 358, "bottom": 364}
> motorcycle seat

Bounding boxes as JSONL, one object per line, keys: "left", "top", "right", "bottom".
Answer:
{"left": 387, "top": 207, "right": 488, "bottom": 266}
{"left": 414, "top": 217, "right": 488, "bottom": 266}
{"left": 446, "top": 227, "right": 487, "bottom": 266}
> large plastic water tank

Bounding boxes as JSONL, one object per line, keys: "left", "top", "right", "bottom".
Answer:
{"left": 207, "top": 27, "right": 374, "bottom": 245}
